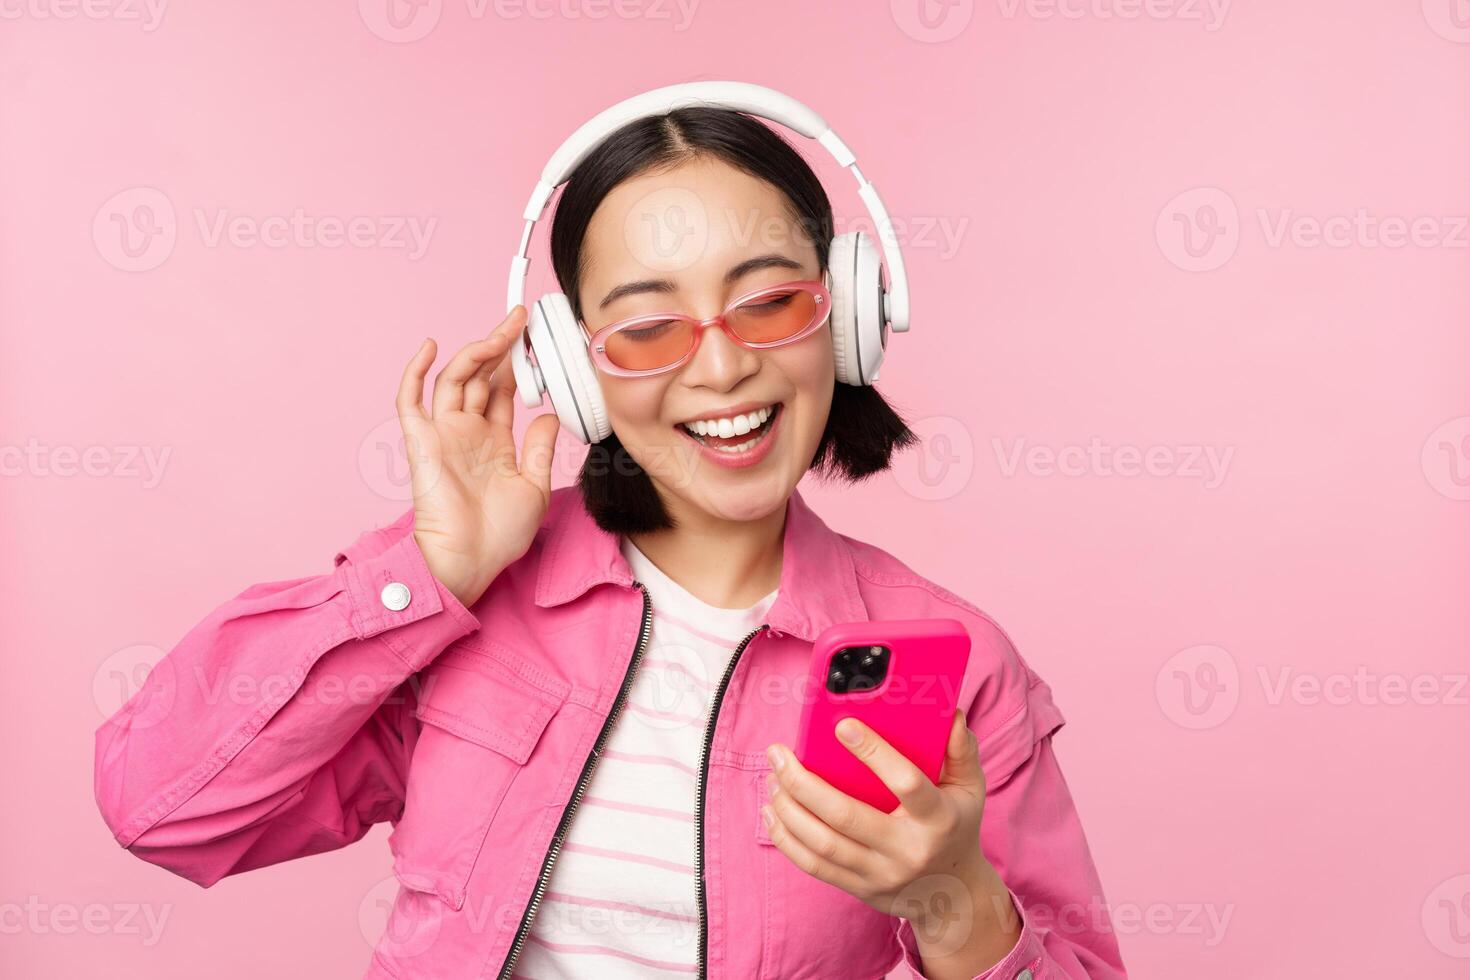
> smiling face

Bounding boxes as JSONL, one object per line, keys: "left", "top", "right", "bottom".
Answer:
{"left": 575, "top": 155, "right": 835, "bottom": 526}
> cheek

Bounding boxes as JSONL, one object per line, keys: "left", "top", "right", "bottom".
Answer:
{"left": 600, "top": 378, "right": 673, "bottom": 439}
{"left": 780, "top": 341, "right": 835, "bottom": 406}
{"left": 793, "top": 324, "right": 835, "bottom": 383}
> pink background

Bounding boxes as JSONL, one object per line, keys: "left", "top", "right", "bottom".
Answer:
{"left": 3, "top": 1, "right": 1468, "bottom": 977}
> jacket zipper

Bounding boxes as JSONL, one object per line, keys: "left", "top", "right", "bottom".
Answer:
{"left": 694, "top": 622, "right": 768, "bottom": 979}
{"left": 495, "top": 581, "right": 654, "bottom": 980}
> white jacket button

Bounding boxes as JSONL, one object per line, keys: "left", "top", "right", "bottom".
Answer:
{"left": 380, "top": 582, "right": 412, "bottom": 611}
{"left": 1016, "top": 970, "right": 1034, "bottom": 980}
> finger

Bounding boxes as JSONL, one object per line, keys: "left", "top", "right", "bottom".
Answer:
{"left": 430, "top": 306, "right": 527, "bottom": 419}
{"left": 481, "top": 359, "right": 521, "bottom": 478}
{"left": 834, "top": 718, "right": 944, "bottom": 820}
{"left": 939, "top": 710, "right": 985, "bottom": 798}
{"left": 397, "top": 338, "right": 435, "bottom": 424}
{"left": 766, "top": 773, "right": 873, "bottom": 876}
{"left": 762, "top": 804, "right": 869, "bottom": 897}
{"left": 485, "top": 357, "right": 517, "bottom": 430}
{"left": 519, "top": 412, "right": 561, "bottom": 497}
{"left": 467, "top": 305, "right": 530, "bottom": 417}
{"left": 767, "top": 745, "right": 889, "bottom": 851}
{"left": 462, "top": 354, "right": 498, "bottom": 417}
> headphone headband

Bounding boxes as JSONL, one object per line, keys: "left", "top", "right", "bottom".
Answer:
{"left": 506, "top": 80, "right": 910, "bottom": 334}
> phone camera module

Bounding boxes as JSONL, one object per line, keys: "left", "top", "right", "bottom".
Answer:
{"left": 826, "top": 644, "right": 890, "bottom": 694}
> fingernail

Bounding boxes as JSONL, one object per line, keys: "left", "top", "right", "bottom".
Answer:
{"left": 760, "top": 805, "right": 774, "bottom": 829}
{"left": 767, "top": 746, "right": 785, "bottom": 771}
{"left": 765, "top": 772, "right": 778, "bottom": 794}
{"left": 836, "top": 718, "right": 861, "bottom": 745}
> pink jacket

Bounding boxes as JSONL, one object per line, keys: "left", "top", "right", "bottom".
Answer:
{"left": 94, "top": 486, "right": 1127, "bottom": 979}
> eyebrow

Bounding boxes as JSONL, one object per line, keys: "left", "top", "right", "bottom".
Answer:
{"left": 597, "top": 253, "right": 804, "bottom": 311}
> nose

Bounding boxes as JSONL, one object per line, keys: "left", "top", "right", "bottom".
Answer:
{"left": 677, "top": 316, "right": 761, "bottom": 391}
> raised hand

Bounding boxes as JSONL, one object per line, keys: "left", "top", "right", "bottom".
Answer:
{"left": 396, "top": 305, "right": 561, "bottom": 607}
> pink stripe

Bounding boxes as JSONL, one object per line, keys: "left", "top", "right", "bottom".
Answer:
{"left": 545, "top": 890, "right": 698, "bottom": 923}
{"left": 628, "top": 701, "right": 703, "bottom": 725}
{"left": 654, "top": 609, "right": 744, "bottom": 647}
{"left": 563, "top": 842, "right": 694, "bottom": 874}
{"left": 602, "top": 749, "right": 698, "bottom": 776}
{"left": 585, "top": 794, "right": 694, "bottom": 823}
{"left": 639, "top": 657, "right": 715, "bottom": 691}
{"left": 527, "top": 934, "right": 698, "bottom": 972}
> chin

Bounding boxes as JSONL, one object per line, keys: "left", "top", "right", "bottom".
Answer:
{"left": 692, "top": 469, "right": 793, "bottom": 524}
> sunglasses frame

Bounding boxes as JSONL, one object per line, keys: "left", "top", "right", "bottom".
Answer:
{"left": 586, "top": 278, "right": 832, "bottom": 378}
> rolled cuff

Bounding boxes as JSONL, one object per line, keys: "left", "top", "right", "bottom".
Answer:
{"left": 341, "top": 531, "right": 481, "bottom": 667}
{"left": 894, "top": 886, "right": 1045, "bottom": 980}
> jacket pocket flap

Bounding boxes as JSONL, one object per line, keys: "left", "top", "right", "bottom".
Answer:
{"left": 413, "top": 648, "right": 567, "bottom": 765}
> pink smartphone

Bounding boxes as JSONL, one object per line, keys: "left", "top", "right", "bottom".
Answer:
{"left": 793, "top": 618, "right": 971, "bottom": 813}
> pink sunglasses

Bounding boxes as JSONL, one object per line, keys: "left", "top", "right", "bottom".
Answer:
{"left": 586, "top": 278, "right": 832, "bottom": 378}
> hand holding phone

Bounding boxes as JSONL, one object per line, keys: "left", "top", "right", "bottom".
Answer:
{"left": 793, "top": 618, "right": 971, "bottom": 813}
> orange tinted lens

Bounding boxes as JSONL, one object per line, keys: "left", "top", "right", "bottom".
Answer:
{"left": 726, "top": 287, "right": 818, "bottom": 344}
{"left": 604, "top": 317, "right": 695, "bottom": 371}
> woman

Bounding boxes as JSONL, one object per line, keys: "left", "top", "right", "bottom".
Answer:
{"left": 94, "top": 104, "right": 1126, "bottom": 979}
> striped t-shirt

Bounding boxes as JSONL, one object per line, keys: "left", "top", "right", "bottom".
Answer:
{"left": 513, "top": 533, "right": 779, "bottom": 979}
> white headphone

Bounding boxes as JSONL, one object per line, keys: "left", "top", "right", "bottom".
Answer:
{"left": 506, "top": 80, "right": 911, "bottom": 445}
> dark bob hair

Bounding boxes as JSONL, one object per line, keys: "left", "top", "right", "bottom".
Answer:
{"left": 549, "top": 105, "right": 918, "bottom": 534}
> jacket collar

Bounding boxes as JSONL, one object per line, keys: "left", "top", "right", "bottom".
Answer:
{"left": 534, "top": 486, "right": 867, "bottom": 642}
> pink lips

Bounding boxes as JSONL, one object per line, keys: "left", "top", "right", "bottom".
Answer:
{"left": 675, "top": 403, "right": 783, "bottom": 470}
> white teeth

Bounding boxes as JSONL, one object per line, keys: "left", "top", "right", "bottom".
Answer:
{"left": 681, "top": 404, "right": 774, "bottom": 439}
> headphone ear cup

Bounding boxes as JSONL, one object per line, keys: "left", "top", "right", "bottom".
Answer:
{"left": 526, "top": 294, "right": 611, "bottom": 445}
{"left": 826, "top": 232, "right": 888, "bottom": 386}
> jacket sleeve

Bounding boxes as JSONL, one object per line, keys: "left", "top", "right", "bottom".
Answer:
{"left": 893, "top": 666, "right": 1129, "bottom": 978}
{"left": 93, "top": 508, "right": 482, "bottom": 887}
